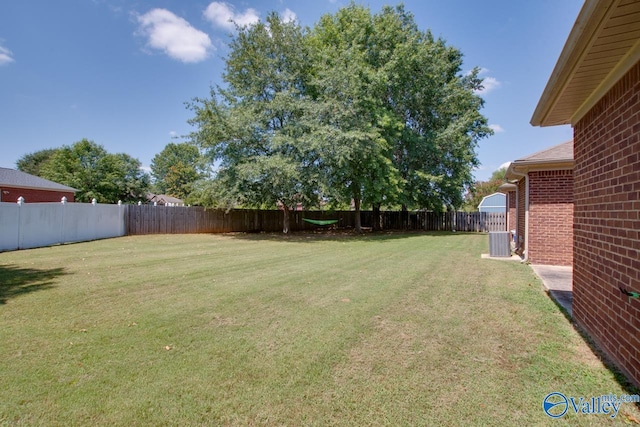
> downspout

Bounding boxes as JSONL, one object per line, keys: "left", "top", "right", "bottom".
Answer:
{"left": 524, "top": 174, "right": 530, "bottom": 262}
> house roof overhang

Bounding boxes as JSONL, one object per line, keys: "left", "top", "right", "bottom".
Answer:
{"left": 531, "top": 0, "right": 640, "bottom": 127}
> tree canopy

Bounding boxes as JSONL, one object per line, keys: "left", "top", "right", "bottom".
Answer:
{"left": 188, "top": 13, "right": 317, "bottom": 232}
{"left": 462, "top": 167, "right": 508, "bottom": 212}
{"left": 16, "top": 148, "right": 59, "bottom": 177}
{"left": 188, "top": 4, "right": 491, "bottom": 232}
{"left": 150, "top": 142, "right": 205, "bottom": 199}
{"left": 36, "top": 139, "right": 149, "bottom": 203}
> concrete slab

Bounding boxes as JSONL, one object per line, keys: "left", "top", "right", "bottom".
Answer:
{"left": 530, "top": 264, "right": 573, "bottom": 317}
{"left": 480, "top": 253, "right": 522, "bottom": 261}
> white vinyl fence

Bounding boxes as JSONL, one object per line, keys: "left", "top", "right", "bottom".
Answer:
{"left": 0, "top": 199, "right": 126, "bottom": 252}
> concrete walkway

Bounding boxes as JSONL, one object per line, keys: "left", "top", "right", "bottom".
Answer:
{"left": 530, "top": 264, "right": 573, "bottom": 317}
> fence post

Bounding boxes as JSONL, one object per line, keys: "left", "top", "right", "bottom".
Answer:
{"left": 118, "top": 200, "right": 125, "bottom": 236}
{"left": 60, "top": 196, "right": 67, "bottom": 245}
{"left": 16, "top": 197, "right": 24, "bottom": 249}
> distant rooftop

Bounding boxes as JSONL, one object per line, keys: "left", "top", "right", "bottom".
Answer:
{"left": 515, "top": 140, "right": 573, "bottom": 163}
{"left": 147, "top": 194, "right": 185, "bottom": 205}
{"left": 0, "top": 168, "right": 77, "bottom": 192}
{"left": 505, "top": 141, "right": 574, "bottom": 181}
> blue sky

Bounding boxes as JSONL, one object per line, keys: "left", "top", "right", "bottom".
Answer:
{"left": 0, "top": 0, "right": 581, "bottom": 181}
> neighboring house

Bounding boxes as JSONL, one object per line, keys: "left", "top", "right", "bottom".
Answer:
{"left": 477, "top": 192, "right": 506, "bottom": 213}
{"left": 504, "top": 141, "right": 574, "bottom": 266}
{"left": 0, "top": 167, "right": 76, "bottom": 203}
{"left": 147, "top": 194, "right": 184, "bottom": 206}
{"left": 531, "top": 0, "right": 640, "bottom": 386}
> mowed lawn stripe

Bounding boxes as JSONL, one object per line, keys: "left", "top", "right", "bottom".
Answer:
{"left": 0, "top": 233, "right": 638, "bottom": 426}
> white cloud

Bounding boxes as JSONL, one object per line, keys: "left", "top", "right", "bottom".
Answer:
{"left": 489, "top": 124, "right": 505, "bottom": 133}
{"left": 474, "top": 68, "right": 501, "bottom": 95}
{"left": 169, "top": 130, "right": 177, "bottom": 137}
{"left": 204, "top": 2, "right": 259, "bottom": 31}
{"left": 499, "top": 161, "right": 511, "bottom": 170}
{"left": 281, "top": 8, "right": 297, "bottom": 23}
{"left": 480, "top": 77, "right": 501, "bottom": 94}
{"left": 136, "top": 8, "right": 213, "bottom": 63}
{"left": 0, "top": 44, "right": 15, "bottom": 65}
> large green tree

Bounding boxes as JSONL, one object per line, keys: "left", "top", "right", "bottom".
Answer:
{"left": 306, "top": 4, "right": 403, "bottom": 232}
{"left": 307, "top": 4, "right": 490, "bottom": 230}
{"left": 375, "top": 6, "right": 491, "bottom": 212}
{"left": 150, "top": 142, "right": 204, "bottom": 199}
{"left": 38, "top": 139, "right": 149, "bottom": 203}
{"left": 188, "top": 4, "right": 491, "bottom": 233}
{"left": 188, "top": 13, "right": 316, "bottom": 233}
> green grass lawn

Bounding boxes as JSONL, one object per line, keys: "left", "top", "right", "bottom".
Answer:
{"left": 1, "top": 232, "right": 638, "bottom": 426}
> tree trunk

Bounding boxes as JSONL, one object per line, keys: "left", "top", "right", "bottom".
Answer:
{"left": 372, "top": 203, "right": 381, "bottom": 231}
{"left": 354, "top": 197, "right": 362, "bottom": 233}
{"left": 401, "top": 204, "right": 408, "bottom": 230}
{"left": 282, "top": 203, "right": 290, "bottom": 234}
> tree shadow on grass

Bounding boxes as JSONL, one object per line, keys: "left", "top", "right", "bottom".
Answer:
{"left": 226, "top": 230, "right": 479, "bottom": 244}
{"left": 0, "top": 265, "right": 66, "bottom": 305}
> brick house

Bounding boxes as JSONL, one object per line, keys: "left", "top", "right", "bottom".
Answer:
{"left": 504, "top": 141, "right": 574, "bottom": 266}
{"left": 531, "top": 0, "right": 640, "bottom": 386}
{"left": 0, "top": 167, "right": 76, "bottom": 203}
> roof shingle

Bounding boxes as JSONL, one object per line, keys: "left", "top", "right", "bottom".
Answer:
{"left": 0, "top": 168, "right": 77, "bottom": 192}
{"left": 515, "top": 140, "right": 574, "bottom": 163}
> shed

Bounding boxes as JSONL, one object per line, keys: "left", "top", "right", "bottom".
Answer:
{"left": 477, "top": 192, "right": 506, "bottom": 213}
{"left": 0, "top": 167, "right": 76, "bottom": 203}
{"left": 531, "top": 0, "right": 640, "bottom": 387}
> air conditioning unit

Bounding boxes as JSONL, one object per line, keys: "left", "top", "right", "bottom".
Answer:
{"left": 489, "top": 231, "right": 511, "bottom": 257}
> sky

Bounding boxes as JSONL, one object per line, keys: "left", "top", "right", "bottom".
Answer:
{"left": 0, "top": 0, "right": 582, "bottom": 182}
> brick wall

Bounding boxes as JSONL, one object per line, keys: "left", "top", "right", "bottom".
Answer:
{"left": 528, "top": 169, "right": 573, "bottom": 266}
{"left": 573, "top": 60, "right": 640, "bottom": 387}
{"left": 0, "top": 187, "right": 75, "bottom": 203}
{"left": 506, "top": 190, "right": 517, "bottom": 233}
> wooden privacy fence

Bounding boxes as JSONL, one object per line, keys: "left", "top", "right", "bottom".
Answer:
{"left": 455, "top": 211, "right": 506, "bottom": 233}
{"left": 125, "top": 205, "right": 506, "bottom": 235}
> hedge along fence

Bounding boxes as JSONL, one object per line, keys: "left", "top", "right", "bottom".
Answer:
{"left": 125, "top": 205, "right": 506, "bottom": 235}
